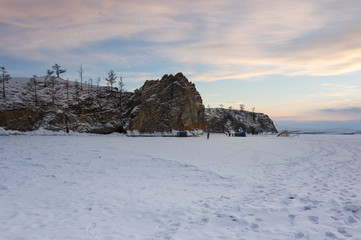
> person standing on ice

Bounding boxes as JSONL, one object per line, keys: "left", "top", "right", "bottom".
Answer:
{"left": 207, "top": 132, "right": 210, "bottom": 139}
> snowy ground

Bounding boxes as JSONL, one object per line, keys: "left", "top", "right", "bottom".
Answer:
{"left": 1, "top": 134, "right": 361, "bottom": 240}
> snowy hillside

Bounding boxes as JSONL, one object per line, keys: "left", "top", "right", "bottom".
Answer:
{"left": 0, "top": 76, "right": 129, "bottom": 133}
{"left": 0, "top": 77, "right": 109, "bottom": 110}
{"left": 1, "top": 134, "right": 360, "bottom": 239}
{"left": 0, "top": 74, "right": 206, "bottom": 134}
{"left": 206, "top": 107, "right": 277, "bottom": 134}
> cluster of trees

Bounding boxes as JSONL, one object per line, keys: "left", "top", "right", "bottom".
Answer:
{"left": 1, "top": 64, "right": 126, "bottom": 108}
{"left": 213, "top": 103, "right": 253, "bottom": 113}
{"left": 24, "top": 64, "right": 67, "bottom": 106}
{"left": 209, "top": 103, "right": 257, "bottom": 123}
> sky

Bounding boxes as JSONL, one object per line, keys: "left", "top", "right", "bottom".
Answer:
{"left": 1, "top": 0, "right": 361, "bottom": 129}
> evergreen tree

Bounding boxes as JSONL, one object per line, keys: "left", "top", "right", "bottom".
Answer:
{"left": 89, "top": 77, "right": 93, "bottom": 92}
{"left": 52, "top": 63, "right": 66, "bottom": 78}
{"left": 27, "top": 75, "right": 38, "bottom": 105}
{"left": 44, "top": 69, "right": 54, "bottom": 87}
{"left": 105, "top": 70, "right": 117, "bottom": 92}
{"left": 78, "top": 65, "right": 84, "bottom": 90}
{"left": 252, "top": 107, "right": 256, "bottom": 122}
{"left": 85, "top": 80, "right": 89, "bottom": 96}
{"left": 65, "top": 78, "right": 70, "bottom": 100}
{"left": 49, "top": 76, "right": 57, "bottom": 104}
{"left": 239, "top": 104, "right": 245, "bottom": 111}
{"left": 118, "top": 76, "right": 125, "bottom": 106}
{"left": 73, "top": 80, "right": 81, "bottom": 104}
{"left": 0, "top": 66, "right": 11, "bottom": 99}
{"left": 96, "top": 77, "right": 101, "bottom": 93}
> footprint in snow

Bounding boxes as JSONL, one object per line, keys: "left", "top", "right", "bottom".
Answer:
{"left": 250, "top": 222, "right": 259, "bottom": 230}
{"left": 293, "top": 232, "right": 305, "bottom": 239}
{"left": 325, "top": 231, "right": 337, "bottom": 238}
{"left": 338, "top": 227, "right": 353, "bottom": 238}
{"left": 308, "top": 216, "right": 318, "bottom": 224}
{"left": 86, "top": 222, "right": 97, "bottom": 235}
{"left": 302, "top": 205, "right": 312, "bottom": 211}
{"left": 347, "top": 216, "right": 357, "bottom": 224}
{"left": 344, "top": 204, "right": 360, "bottom": 213}
{"left": 288, "top": 214, "right": 296, "bottom": 225}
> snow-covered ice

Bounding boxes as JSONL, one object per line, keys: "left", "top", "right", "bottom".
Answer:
{"left": 1, "top": 134, "right": 361, "bottom": 239}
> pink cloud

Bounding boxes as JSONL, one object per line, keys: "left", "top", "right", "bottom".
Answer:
{"left": 2, "top": 0, "right": 361, "bottom": 81}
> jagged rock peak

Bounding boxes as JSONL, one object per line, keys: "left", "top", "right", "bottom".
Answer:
{"left": 127, "top": 73, "right": 206, "bottom": 132}
{"left": 141, "top": 72, "right": 194, "bottom": 92}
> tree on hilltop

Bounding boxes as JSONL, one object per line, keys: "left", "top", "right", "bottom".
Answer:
{"left": 73, "top": 80, "right": 81, "bottom": 104}
{"left": 52, "top": 63, "right": 66, "bottom": 78}
{"left": 44, "top": 69, "right": 54, "bottom": 87}
{"left": 252, "top": 107, "right": 256, "bottom": 122}
{"left": 239, "top": 104, "right": 245, "bottom": 111}
{"left": 65, "top": 78, "right": 70, "bottom": 100}
{"left": 49, "top": 76, "right": 57, "bottom": 104}
{"left": 78, "top": 65, "right": 84, "bottom": 90}
{"left": 118, "top": 76, "right": 125, "bottom": 107}
{"left": 26, "top": 75, "right": 39, "bottom": 105}
{"left": 96, "top": 77, "right": 101, "bottom": 93}
{"left": 89, "top": 77, "right": 93, "bottom": 92}
{"left": 105, "top": 70, "right": 117, "bottom": 92}
{"left": 0, "top": 66, "right": 11, "bottom": 99}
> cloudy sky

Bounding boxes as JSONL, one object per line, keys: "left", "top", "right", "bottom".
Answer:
{"left": 1, "top": 0, "right": 361, "bottom": 129}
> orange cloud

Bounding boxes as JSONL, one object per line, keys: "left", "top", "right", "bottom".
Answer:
{"left": 1, "top": 0, "right": 361, "bottom": 82}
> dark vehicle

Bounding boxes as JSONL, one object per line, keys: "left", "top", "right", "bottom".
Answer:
{"left": 234, "top": 132, "right": 246, "bottom": 137}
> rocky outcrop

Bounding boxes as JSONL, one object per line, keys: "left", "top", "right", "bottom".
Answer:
{"left": 125, "top": 73, "right": 206, "bottom": 132}
{"left": 0, "top": 73, "right": 278, "bottom": 134}
{"left": 0, "top": 73, "right": 206, "bottom": 134}
{"left": 0, "top": 108, "right": 45, "bottom": 132}
{"left": 206, "top": 108, "right": 277, "bottom": 134}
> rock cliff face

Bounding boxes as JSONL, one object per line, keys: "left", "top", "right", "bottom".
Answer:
{"left": 0, "top": 73, "right": 277, "bottom": 134}
{"left": 125, "top": 73, "right": 206, "bottom": 132}
{"left": 0, "top": 73, "right": 206, "bottom": 134}
{"left": 206, "top": 108, "right": 277, "bottom": 134}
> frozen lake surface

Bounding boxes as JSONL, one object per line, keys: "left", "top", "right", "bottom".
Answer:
{"left": 1, "top": 134, "right": 361, "bottom": 239}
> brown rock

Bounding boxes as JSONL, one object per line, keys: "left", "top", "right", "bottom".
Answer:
{"left": 0, "top": 108, "right": 44, "bottom": 131}
{"left": 0, "top": 74, "right": 206, "bottom": 134}
{"left": 127, "top": 73, "right": 206, "bottom": 132}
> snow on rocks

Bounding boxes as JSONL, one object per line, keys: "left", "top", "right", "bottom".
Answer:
{"left": 0, "top": 134, "right": 361, "bottom": 239}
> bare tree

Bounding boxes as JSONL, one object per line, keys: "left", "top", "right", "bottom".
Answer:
{"left": 65, "top": 78, "right": 70, "bottom": 100}
{"left": 73, "top": 80, "right": 81, "bottom": 104}
{"left": 105, "top": 70, "right": 117, "bottom": 92}
{"left": 89, "top": 77, "right": 93, "bottom": 92}
{"left": 96, "top": 77, "right": 101, "bottom": 93}
{"left": 78, "top": 65, "right": 84, "bottom": 90}
{"left": 118, "top": 76, "right": 125, "bottom": 106}
{"left": 49, "top": 76, "right": 57, "bottom": 104}
{"left": 239, "top": 104, "right": 245, "bottom": 111}
{"left": 44, "top": 69, "right": 54, "bottom": 87}
{"left": 52, "top": 63, "right": 66, "bottom": 78}
{"left": 252, "top": 107, "right": 256, "bottom": 122}
{"left": 27, "top": 75, "right": 38, "bottom": 105}
{"left": 85, "top": 80, "right": 89, "bottom": 96}
{"left": 0, "top": 66, "right": 11, "bottom": 99}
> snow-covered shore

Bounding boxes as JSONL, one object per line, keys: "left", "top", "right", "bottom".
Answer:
{"left": 1, "top": 134, "right": 361, "bottom": 239}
